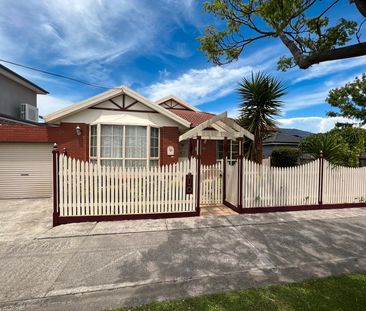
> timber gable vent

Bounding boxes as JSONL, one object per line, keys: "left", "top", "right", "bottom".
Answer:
{"left": 89, "top": 94, "right": 157, "bottom": 113}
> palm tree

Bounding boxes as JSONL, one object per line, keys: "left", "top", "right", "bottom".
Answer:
{"left": 237, "top": 72, "right": 286, "bottom": 163}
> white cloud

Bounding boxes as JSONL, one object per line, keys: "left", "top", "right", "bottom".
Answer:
{"left": 143, "top": 65, "right": 255, "bottom": 104}
{"left": 142, "top": 45, "right": 283, "bottom": 105}
{"left": 0, "top": 0, "right": 197, "bottom": 67}
{"left": 293, "top": 56, "right": 366, "bottom": 83}
{"left": 37, "top": 95, "right": 72, "bottom": 118}
{"left": 277, "top": 116, "right": 354, "bottom": 133}
{"left": 283, "top": 90, "right": 328, "bottom": 112}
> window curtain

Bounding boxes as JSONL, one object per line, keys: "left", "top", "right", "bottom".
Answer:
{"left": 125, "top": 126, "right": 147, "bottom": 158}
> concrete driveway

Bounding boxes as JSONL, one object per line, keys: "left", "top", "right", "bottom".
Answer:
{"left": 1, "top": 199, "right": 366, "bottom": 311}
{"left": 0, "top": 198, "right": 52, "bottom": 241}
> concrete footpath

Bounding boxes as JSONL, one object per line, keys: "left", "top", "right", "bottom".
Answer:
{"left": 1, "top": 204, "right": 366, "bottom": 311}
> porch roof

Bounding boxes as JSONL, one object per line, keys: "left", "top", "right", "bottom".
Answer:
{"left": 179, "top": 112, "right": 254, "bottom": 142}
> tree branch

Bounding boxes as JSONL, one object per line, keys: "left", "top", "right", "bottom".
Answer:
{"left": 353, "top": 0, "right": 366, "bottom": 18}
{"left": 281, "top": 33, "right": 366, "bottom": 69}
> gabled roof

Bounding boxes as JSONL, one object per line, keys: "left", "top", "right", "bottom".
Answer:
{"left": 0, "top": 64, "right": 48, "bottom": 94}
{"left": 179, "top": 112, "right": 254, "bottom": 142}
{"left": 155, "top": 95, "right": 201, "bottom": 112}
{"left": 44, "top": 86, "right": 191, "bottom": 127}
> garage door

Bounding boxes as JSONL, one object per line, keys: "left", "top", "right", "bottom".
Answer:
{"left": 0, "top": 143, "right": 53, "bottom": 199}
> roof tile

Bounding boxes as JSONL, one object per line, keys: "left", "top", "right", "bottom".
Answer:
{"left": 169, "top": 109, "right": 215, "bottom": 127}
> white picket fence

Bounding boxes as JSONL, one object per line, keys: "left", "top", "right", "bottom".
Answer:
{"left": 225, "top": 158, "right": 366, "bottom": 209}
{"left": 241, "top": 158, "right": 320, "bottom": 208}
{"left": 200, "top": 162, "right": 223, "bottom": 205}
{"left": 58, "top": 155, "right": 197, "bottom": 217}
{"left": 323, "top": 160, "right": 366, "bottom": 204}
{"left": 225, "top": 162, "right": 238, "bottom": 207}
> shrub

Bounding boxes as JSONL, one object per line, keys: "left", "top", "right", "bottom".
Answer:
{"left": 299, "top": 128, "right": 366, "bottom": 167}
{"left": 270, "top": 147, "right": 300, "bottom": 167}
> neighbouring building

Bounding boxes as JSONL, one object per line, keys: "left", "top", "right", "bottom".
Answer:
{"left": 0, "top": 64, "right": 48, "bottom": 125}
{"left": 263, "top": 128, "right": 312, "bottom": 158}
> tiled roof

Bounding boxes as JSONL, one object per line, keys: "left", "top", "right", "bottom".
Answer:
{"left": 169, "top": 109, "right": 215, "bottom": 127}
{"left": 264, "top": 128, "right": 312, "bottom": 145}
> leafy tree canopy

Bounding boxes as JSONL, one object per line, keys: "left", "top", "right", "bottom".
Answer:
{"left": 198, "top": 0, "right": 366, "bottom": 71}
{"left": 299, "top": 127, "right": 366, "bottom": 166}
{"left": 327, "top": 74, "right": 366, "bottom": 124}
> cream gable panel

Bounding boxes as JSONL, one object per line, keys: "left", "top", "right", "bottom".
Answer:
{"left": 61, "top": 109, "right": 185, "bottom": 128}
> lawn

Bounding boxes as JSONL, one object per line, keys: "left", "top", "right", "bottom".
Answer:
{"left": 110, "top": 273, "right": 366, "bottom": 311}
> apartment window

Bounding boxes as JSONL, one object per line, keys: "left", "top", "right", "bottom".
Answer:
{"left": 90, "top": 125, "right": 159, "bottom": 168}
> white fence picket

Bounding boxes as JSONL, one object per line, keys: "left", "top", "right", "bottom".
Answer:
{"left": 323, "top": 160, "right": 366, "bottom": 204}
{"left": 58, "top": 155, "right": 199, "bottom": 217}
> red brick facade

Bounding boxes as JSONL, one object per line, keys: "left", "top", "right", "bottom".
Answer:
{"left": 190, "top": 139, "right": 217, "bottom": 165}
{"left": 201, "top": 139, "right": 217, "bottom": 165}
{"left": 0, "top": 123, "right": 89, "bottom": 161}
{"left": 0, "top": 123, "right": 218, "bottom": 166}
{"left": 159, "top": 127, "right": 180, "bottom": 166}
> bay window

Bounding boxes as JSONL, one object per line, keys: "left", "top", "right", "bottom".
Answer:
{"left": 90, "top": 125, "right": 159, "bottom": 168}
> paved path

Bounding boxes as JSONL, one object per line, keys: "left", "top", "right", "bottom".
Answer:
{"left": 1, "top": 200, "right": 366, "bottom": 311}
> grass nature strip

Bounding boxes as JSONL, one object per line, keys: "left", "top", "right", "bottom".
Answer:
{"left": 110, "top": 273, "right": 366, "bottom": 311}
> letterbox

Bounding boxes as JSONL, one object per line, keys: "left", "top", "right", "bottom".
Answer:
{"left": 185, "top": 173, "right": 194, "bottom": 195}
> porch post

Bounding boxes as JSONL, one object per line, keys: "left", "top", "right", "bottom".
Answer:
{"left": 196, "top": 136, "right": 202, "bottom": 214}
{"left": 52, "top": 143, "right": 60, "bottom": 227}
{"left": 318, "top": 150, "right": 324, "bottom": 205}
{"left": 237, "top": 137, "right": 244, "bottom": 210}
{"left": 223, "top": 137, "right": 228, "bottom": 204}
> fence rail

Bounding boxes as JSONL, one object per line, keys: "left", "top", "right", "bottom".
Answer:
{"left": 58, "top": 154, "right": 197, "bottom": 217}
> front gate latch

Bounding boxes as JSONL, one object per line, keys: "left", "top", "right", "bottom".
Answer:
{"left": 185, "top": 173, "right": 194, "bottom": 195}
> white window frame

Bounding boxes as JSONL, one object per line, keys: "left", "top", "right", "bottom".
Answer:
{"left": 89, "top": 124, "right": 160, "bottom": 168}
{"left": 217, "top": 140, "right": 239, "bottom": 164}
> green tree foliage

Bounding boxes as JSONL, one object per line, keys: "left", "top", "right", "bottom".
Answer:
{"left": 327, "top": 74, "right": 366, "bottom": 124}
{"left": 299, "top": 127, "right": 366, "bottom": 166}
{"left": 271, "top": 147, "right": 300, "bottom": 167}
{"left": 198, "top": 0, "right": 366, "bottom": 71}
{"left": 237, "top": 72, "right": 286, "bottom": 163}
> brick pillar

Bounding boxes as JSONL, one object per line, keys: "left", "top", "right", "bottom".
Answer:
{"left": 160, "top": 127, "right": 179, "bottom": 166}
{"left": 201, "top": 139, "right": 217, "bottom": 165}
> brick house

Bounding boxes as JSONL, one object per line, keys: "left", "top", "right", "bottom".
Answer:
{"left": 0, "top": 86, "right": 252, "bottom": 199}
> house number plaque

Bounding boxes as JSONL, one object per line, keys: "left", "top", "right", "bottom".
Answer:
{"left": 167, "top": 145, "right": 175, "bottom": 156}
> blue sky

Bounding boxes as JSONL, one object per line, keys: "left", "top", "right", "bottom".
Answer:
{"left": 0, "top": 0, "right": 365, "bottom": 132}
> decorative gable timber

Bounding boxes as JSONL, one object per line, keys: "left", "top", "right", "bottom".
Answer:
{"left": 89, "top": 94, "right": 156, "bottom": 113}
{"left": 159, "top": 99, "right": 189, "bottom": 110}
{"left": 155, "top": 95, "right": 200, "bottom": 112}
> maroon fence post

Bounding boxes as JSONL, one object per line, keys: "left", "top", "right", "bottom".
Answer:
{"left": 223, "top": 137, "right": 228, "bottom": 204}
{"left": 318, "top": 150, "right": 324, "bottom": 205}
{"left": 52, "top": 143, "right": 60, "bottom": 227}
{"left": 237, "top": 137, "right": 244, "bottom": 210}
{"left": 196, "top": 136, "right": 202, "bottom": 214}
